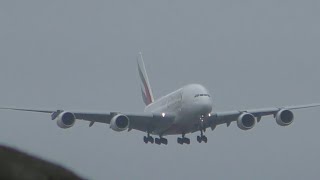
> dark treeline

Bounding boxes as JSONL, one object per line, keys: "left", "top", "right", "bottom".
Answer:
{"left": 0, "top": 145, "right": 85, "bottom": 180}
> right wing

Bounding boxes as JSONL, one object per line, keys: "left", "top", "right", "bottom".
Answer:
{"left": 0, "top": 107, "right": 176, "bottom": 134}
{"left": 205, "top": 103, "right": 320, "bottom": 129}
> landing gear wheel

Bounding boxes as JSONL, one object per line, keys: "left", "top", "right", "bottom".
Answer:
{"left": 148, "top": 136, "right": 154, "bottom": 144}
{"left": 197, "top": 136, "right": 202, "bottom": 143}
{"left": 155, "top": 138, "right": 161, "bottom": 145}
{"left": 183, "top": 138, "right": 190, "bottom": 144}
{"left": 143, "top": 136, "right": 148, "bottom": 144}
{"left": 161, "top": 138, "right": 168, "bottom": 145}
{"left": 202, "top": 136, "right": 208, "bottom": 143}
{"left": 177, "top": 137, "right": 190, "bottom": 145}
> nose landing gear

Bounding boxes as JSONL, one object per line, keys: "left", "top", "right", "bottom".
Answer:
{"left": 196, "top": 116, "right": 208, "bottom": 143}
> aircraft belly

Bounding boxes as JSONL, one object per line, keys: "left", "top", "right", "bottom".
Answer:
{"left": 159, "top": 113, "right": 199, "bottom": 135}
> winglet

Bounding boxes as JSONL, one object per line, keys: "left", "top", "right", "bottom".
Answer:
{"left": 137, "top": 52, "right": 154, "bottom": 106}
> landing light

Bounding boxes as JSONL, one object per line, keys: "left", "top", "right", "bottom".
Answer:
{"left": 162, "top": 113, "right": 166, "bottom": 117}
{"left": 208, "top": 113, "right": 211, "bottom": 117}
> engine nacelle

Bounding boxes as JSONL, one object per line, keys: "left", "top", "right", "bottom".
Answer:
{"left": 237, "top": 113, "right": 256, "bottom": 130}
{"left": 56, "top": 112, "right": 76, "bottom": 129}
{"left": 110, "top": 114, "right": 130, "bottom": 132}
{"left": 276, "top": 109, "right": 294, "bottom": 126}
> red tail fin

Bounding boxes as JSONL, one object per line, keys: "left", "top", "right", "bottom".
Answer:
{"left": 137, "top": 53, "right": 154, "bottom": 106}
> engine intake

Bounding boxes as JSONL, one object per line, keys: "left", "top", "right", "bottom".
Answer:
{"left": 276, "top": 109, "right": 294, "bottom": 126}
{"left": 56, "top": 112, "right": 76, "bottom": 129}
{"left": 237, "top": 113, "right": 256, "bottom": 130}
{"left": 110, "top": 114, "right": 130, "bottom": 132}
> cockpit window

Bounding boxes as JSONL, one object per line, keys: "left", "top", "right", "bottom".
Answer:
{"left": 194, "top": 94, "right": 210, "bottom": 98}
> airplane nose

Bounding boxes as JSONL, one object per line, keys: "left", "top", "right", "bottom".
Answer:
{"left": 204, "top": 99, "right": 213, "bottom": 112}
{"left": 197, "top": 98, "right": 213, "bottom": 115}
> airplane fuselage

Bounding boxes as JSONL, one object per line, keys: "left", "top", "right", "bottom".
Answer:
{"left": 145, "top": 84, "right": 213, "bottom": 135}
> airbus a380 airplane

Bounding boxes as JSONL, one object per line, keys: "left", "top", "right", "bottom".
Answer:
{"left": 2, "top": 53, "right": 320, "bottom": 145}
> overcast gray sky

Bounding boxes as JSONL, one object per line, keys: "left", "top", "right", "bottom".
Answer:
{"left": 0, "top": 0, "right": 320, "bottom": 180}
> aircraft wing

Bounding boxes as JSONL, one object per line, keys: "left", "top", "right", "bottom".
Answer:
{"left": 0, "top": 108, "right": 176, "bottom": 133}
{"left": 74, "top": 111, "right": 175, "bottom": 133}
{"left": 206, "top": 103, "right": 320, "bottom": 129}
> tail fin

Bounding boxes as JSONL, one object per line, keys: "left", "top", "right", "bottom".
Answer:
{"left": 137, "top": 52, "right": 154, "bottom": 106}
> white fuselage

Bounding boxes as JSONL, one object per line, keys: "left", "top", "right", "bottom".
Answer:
{"left": 145, "top": 84, "right": 213, "bottom": 135}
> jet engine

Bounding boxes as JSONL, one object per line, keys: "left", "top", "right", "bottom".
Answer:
{"left": 110, "top": 114, "right": 130, "bottom": 132}
{"left": 275, "top": 109, "right": 294, "bottom": 126}
{"left": 56, "top": 112, "right": 76, "bottom": 129}
{"left": 237, "top": 113, "right": 256, "bottom": 130}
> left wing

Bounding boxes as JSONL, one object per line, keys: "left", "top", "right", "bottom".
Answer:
{"left": 205, "top": 103, "right": 320, "bottom": 130}
{"left": 0, "top": 108, "right": 175, "bottom": 134}
{"left": 74, "top": 111, "right": 175, "bottom": 133}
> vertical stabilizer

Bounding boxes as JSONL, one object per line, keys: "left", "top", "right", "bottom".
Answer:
{"left": 137, "top": 52, "right": 154, "bottom": 106}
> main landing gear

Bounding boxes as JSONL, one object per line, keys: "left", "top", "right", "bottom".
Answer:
{"left": 143, "top": 135, "right": 154, "bottom": 144}
{"left": 155, "top": 137, "right": 168, "bottom": 145}
{"left": 143, "top": 132, "right": 208, "bottom": 145}
{"left": 197, "top": 130, "right": 208, "bottom": 143}
{"left": 177, "top": 134, "right": 190, "bottom": 145}
{"left": 143, "top": 133, "right": 168, "bottom": 145}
